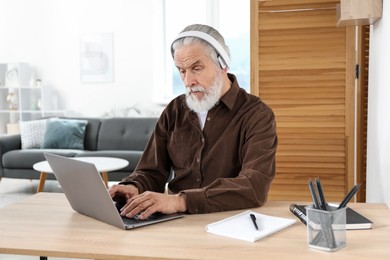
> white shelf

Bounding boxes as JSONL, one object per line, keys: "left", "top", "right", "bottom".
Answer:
{"left": 0, "top": 86, "right": 66, "bottom": 134}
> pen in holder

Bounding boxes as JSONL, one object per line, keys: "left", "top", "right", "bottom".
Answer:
{"left": 306, "top": 205, "right": 346, "bottom": 252}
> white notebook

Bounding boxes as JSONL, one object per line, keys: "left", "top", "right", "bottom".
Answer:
{"left": 206, "top": 210, "right": 296, "bottom": 242}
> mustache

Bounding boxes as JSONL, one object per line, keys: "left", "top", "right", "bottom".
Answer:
{"left": 186, "top": 86, "right": 205, "bottom": 94}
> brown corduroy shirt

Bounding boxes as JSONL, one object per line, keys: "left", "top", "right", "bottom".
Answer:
{"left": 120, "top": 74, "right": 277, "bottom": 214}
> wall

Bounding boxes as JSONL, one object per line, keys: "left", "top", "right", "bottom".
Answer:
{"left": 0, "top": 0, "right": 157, "bottom": 117}
{"left": 2, "top": 0, "right": 387, "bottom": 205}
{"left": 366, "top": 1, "right": 390, "bottom": 207}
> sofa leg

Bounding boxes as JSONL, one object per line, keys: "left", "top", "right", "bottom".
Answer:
{"left": 37, "top": 172, "right": 48, "bottom": 192}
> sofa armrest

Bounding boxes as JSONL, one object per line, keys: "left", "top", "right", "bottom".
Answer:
{"left": 0, "top": 134, "right": 22, "bottom": 176}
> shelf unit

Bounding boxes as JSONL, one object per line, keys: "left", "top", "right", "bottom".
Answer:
{"left": 0, "top": 86, "right": 66, "bottom": 134}
{"left": 336, "top": 0, "right": 382, "bottom": 27}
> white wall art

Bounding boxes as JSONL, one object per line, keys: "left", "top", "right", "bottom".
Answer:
{"left": 80, "top": 33, "right": 114, "bottom": 83}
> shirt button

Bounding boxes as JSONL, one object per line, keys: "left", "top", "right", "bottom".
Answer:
{"left": 196, "top": 158, "right": 200, "bottom": 163}
{"left": 201, "top": 138, "right": 205, "bottom": 143}
{"left": 196, "top": 178, "right": 201, "bottom": 182}
{"left": 207, "top": 117, "right": 211, "bottom": 121}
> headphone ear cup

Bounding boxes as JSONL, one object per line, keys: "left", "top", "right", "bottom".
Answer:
{"left": 218, "top": 55, "right": 227, "bottom": 69}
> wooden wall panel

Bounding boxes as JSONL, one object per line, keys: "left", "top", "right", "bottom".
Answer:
{"left": 251, "top": 0, "right": 356, "bottom": 202}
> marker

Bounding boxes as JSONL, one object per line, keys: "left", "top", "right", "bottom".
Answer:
{"left": 250, "top": 213, "right": 259, "bottom": 230}
{"left": 289, "top": 203, "right": 308, "bottom": 225}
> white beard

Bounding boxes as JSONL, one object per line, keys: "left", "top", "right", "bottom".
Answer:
{"left": 185, "top": 73, "right": 223, "bottom": 113}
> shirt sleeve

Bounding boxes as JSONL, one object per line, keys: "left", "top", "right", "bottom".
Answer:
{"left": 119, "top": 114, "right": 172, "bottom": 193}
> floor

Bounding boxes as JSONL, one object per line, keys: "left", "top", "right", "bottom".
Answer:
{"left": 0, "top": 178, "right": 103, "bottom": 260}
{"left": 0, "top": 178, "right": 62, "bottom": 208}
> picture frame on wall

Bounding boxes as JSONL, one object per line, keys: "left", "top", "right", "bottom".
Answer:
{"left": 80, "top": 33, "right": 114, "bottom": 83}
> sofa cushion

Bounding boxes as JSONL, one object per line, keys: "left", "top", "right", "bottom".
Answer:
{"left": 97, "top": 117, "right": 158, "bottom": 151}
{"left": 42, "top": 118, "right": 88, "bottom": 149}
{"left": 61, "top": 117, "right": 102, "bottom": 151}
{"left": 20, "top": 119, "right": 48, "bottom": 149}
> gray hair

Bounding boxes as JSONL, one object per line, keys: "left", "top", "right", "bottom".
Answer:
{"left": 171, "top": 24, "right": 231, "bottom": 68}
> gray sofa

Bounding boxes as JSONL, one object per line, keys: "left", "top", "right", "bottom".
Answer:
{"left": 0, "top": 117, "right": 158, "bottom": 182}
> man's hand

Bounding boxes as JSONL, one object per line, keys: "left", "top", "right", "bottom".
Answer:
{"left": 120, "top": 191, "right": 187, "bottom": 220}
{"left": 109, "top": 184, "right": 140, "bottom": 207}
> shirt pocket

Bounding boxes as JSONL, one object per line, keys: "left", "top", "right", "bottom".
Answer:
{"left": 167, "top": 130, "right": 195, "bottom": 169}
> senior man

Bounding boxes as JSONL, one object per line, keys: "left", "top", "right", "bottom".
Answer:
{"left": 109, "top": 24, "right": 277, "bottom": 219}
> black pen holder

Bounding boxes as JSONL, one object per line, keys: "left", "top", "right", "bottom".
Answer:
{"left": 306, "top": 205, "right": 346, "bottom": 252}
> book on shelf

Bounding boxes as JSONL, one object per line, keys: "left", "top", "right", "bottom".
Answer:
{"left": 289, "top": 203, "right": 373, "bottom": 230}
{"left": 206, "top": 210, "right": 296, "bottom": 242}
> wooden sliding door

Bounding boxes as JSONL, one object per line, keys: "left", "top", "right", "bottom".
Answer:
{"left": 251, "top": 0, "right": 357, "bottom": 202}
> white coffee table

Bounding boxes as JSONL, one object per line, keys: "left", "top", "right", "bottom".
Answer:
{"left": 33, "top": 157, "right": 129, "bottom": 192}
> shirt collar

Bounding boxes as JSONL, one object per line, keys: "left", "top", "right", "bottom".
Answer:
{"left": 219, "top": 73, "right": 240, "bottom": 111}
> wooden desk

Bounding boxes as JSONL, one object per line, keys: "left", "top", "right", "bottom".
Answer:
{"left": 0, "top": 193, "right": 389, "bottom": 260}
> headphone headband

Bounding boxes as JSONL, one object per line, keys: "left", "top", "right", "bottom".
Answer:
{"left": 171, "top": 30, "right": 231, "bottom": 69}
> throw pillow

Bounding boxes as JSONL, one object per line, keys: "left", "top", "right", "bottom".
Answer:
{"left": 42, "top": 118, "right": 88, "bottom": 149}
{"left": 20, "top": 119, "right": 48, "bottom": 149}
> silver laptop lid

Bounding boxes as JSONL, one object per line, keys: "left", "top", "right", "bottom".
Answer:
{"left": 44, "top": 153, "right": 126, "bottom": 229}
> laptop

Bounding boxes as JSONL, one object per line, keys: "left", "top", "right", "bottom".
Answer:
{"left": 44, "top": 153, "right": 183, "bottom": 230}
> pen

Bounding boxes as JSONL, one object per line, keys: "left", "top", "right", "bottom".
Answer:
{"left": 308, "top": 179, "right": 320, "bottom": 209}
{"left": 250, "top": 213, "right": 259, "bottom": 230}
{"left": 315, "top": 178, "right": 327, "bottom": 211}
{"left": 337, "top": 183, "right": 361, "bottom": 209}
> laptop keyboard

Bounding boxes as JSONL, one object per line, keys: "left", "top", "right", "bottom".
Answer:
{"left": 121, "top": 212, "right": 164, "bottom": 224}
{"left": 115, "top": 202, "right": 165, "bottom": 224}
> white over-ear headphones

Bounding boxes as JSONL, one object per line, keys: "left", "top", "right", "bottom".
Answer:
{"left": 171, "top": 31, "right": 231, "bottom": 69}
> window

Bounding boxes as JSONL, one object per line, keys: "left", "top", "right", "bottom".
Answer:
{"left": 152, "top": 0, "right": 249, "bottom": 103}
